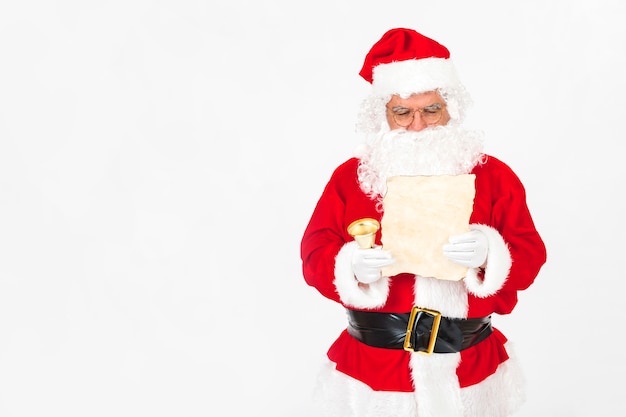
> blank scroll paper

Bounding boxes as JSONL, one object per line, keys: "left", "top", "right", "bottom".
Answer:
{"left": 380, "top": 175, "right": 476, "bottom": 281}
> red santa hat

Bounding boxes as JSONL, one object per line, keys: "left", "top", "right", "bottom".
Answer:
{"left": 359, "top": 28, "right": 463, "bottom": 97}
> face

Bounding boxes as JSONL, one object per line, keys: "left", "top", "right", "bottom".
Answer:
{"left": 386, "top": 91, "right": 451, "bottom": 132}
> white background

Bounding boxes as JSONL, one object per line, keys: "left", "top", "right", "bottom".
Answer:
{"left": 1, "top": 1, "right": 624, "bottom": 416}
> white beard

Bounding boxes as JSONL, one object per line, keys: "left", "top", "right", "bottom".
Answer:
{"left": 355, "top": 125, "right": 485, "bottom": 200}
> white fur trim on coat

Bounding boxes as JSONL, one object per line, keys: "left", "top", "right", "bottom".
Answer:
{"left": 414, "top": 276, "right": 469, "bottom": 318}
{"left": 463, "top": 224, "right": 511, "bottom": 298}
{"left": 334, "top": 241, "right": 390, "bottom": 308}
{"left": 410, "top": 352, "right": 464, "bottom": 417}
{"left": 309, "top": 341, "right": 525, "bottom": 417}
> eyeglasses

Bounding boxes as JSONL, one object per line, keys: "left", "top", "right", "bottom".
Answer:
{"left": 386, "top": 103, "right": 446, "bottom": 127}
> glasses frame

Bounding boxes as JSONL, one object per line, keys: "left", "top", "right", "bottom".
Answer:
{"left": 386, "top": 103, "right": 446, "bottom": 127}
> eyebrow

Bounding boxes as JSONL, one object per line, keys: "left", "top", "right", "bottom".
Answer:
{"left": 390, "top": 103, "right": 443, "bottom": 112}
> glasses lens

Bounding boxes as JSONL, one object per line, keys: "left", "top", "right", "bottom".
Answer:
{"left": 421, "top": 107, "right": 443, "bottom": 124}
{"left": 390, "top": 104, "right": 444, "bottom": 127}
{"left": 393, "top": 111, "right": 413, "bottom": 127}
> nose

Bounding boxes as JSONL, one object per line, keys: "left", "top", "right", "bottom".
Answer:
{"left": 406, "top": 113, "right": 428, "bottom": 132}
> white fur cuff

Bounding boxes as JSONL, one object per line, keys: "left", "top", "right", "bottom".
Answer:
{"left": 463, "top": 224, "right": 511, "bottom": 297}
{"left": 334, "top": 241, "right": 390, "bottom": 308}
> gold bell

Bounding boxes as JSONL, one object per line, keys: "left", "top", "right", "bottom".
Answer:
{"left": 347, "top": 218, "right": 380, "bottom": 249}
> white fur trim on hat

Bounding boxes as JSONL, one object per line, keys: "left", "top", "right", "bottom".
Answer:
{"left": 372, "top": 58, "right": 462, "bottom": 97}
{"left": 463, "top": 224, "right": 512, "bottom": 297}
{"left": 334, "top": 241, "right": 390, "bottom": 308}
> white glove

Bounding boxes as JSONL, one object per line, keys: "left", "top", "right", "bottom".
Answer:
{"left": 443, "top": 229, "right": 488, "bottom": 268}
{"left": 351, "top": 246, "right": 395, "bottom": 284}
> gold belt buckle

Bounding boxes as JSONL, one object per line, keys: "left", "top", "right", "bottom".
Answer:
{"left": 403, "top": 306, "right": 442, "bottom": 355}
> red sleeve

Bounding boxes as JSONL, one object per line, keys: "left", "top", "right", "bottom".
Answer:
{"left": 300, "top": 158, "right": 381, "bottom": 303}
{"left": 470, "top": 156, "right": 547, "bottom": 314}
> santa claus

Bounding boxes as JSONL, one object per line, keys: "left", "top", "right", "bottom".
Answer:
{"left": 300, "top": 28, "right": 547, "bottom": 417}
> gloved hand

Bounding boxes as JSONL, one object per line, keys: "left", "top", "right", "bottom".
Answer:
{"left": 351, "top": 246, "right": 395, "bottom": 284}
{"left": 443, "top": 229, "right": 488, "bottom": 268}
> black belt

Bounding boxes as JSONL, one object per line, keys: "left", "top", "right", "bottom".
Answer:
{"left": 346, "top": 307, "right": 492, "bottom": 354}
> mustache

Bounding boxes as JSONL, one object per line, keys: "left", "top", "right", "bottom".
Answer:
{"left": 356, "top": 125, "right": 485, "bottom": 197}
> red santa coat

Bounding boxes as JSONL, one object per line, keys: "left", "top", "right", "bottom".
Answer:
{"left": 301, "top": 154, "right": 547, "bottom": 396}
